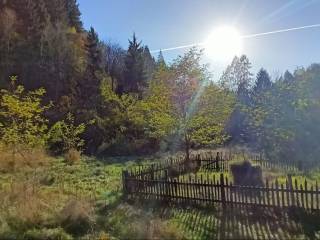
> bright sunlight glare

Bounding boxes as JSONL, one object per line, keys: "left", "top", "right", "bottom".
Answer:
{"left": 204, "top": 26, "right": 243, "bottom": 62}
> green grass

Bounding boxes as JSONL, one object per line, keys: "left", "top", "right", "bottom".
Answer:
{"left": 1, "top": 154, "right": 320, "bottom": 239}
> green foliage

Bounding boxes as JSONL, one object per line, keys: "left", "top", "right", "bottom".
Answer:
{"left": 122, "top": 33, "right": 148, "bottom": 95}
{"left": 0, "top": 76, "right": 49, "bottom": 151}
{"left": 48, "top": 113, "right": 86, "bottom": 152}
{"left": 139, "top": 67, "right": 177, "bottom": 140}
{"left": 24, "top": 228, "right": 73, "bottom": 240}
{"left": 188, "top": 84, "right": 235, "bottom": 146}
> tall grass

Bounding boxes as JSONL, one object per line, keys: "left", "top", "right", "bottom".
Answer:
{"left": 0, "top": 146, "right": 50, "bottom": 173}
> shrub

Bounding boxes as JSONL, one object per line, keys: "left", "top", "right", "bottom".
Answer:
{"left": 48, "top": 113, "right": 86, "bottom": 154}
{"left": 0, "top": 76, "right": 50, "bottom": 153}
{"left": 230, "top": 161, "right": 263, "bottom": 186}
{"left": 64, "top": 148, "right": 81, "bottom": 165}
{"left": 59, "top": 198, "right": 95, "bottom": 236}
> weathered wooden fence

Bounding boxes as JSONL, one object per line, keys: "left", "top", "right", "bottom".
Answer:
{"left": 128, "top": 151, "right": 303, "bottom": 183}
{"left": 123, "top": 172, "right": 320, "bottom": 210}
{"left": 127, "top": 151, "right": 232, "bottom": 181}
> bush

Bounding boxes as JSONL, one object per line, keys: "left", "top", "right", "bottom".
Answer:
{"left": 59, "top": 198, "right": 95, "bottom": 236}
{"left": 64, "top": 148, "right": 81, "bottom": 165}
{"left": 48, "top": 113, "right": 86, "bottom": 154}
{"left": 230, "top": 161, "right": 263, "bottom": 186}
{"left": 0, "top": 76, "right": 50, "bottom": 151}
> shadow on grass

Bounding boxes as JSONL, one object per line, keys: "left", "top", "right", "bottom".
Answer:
{"left": 131, "top": 200, "right": 320, "bottom": 240}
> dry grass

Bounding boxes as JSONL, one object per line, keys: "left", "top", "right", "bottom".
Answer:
{"left": 59, "top": 198, "right": 95, "bottom": 236}
{"left": 0, "top": 181, "right": 59, "bottom": 233}
{"left": 0, "top": 146, "right": 50, "bottom": 173}
{"left": 64, "top": 148, "right": 81, "bottom": 165}
{"left": 147, "top": 219, "right": 186, "bottom": 240}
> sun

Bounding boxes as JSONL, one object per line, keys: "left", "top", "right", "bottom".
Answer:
{"left": 204, "top": 26, "right": 243, "bottom": 62}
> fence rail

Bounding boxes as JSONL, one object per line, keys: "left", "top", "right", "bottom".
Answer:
{"left": 128, "top": 151, "right": 233, "bottom": 180}
{"left": 127, "top": 151, "right": 307, "bottom": 183}
{"left": 123, "top": 172, "right": 320, "bottom": 210}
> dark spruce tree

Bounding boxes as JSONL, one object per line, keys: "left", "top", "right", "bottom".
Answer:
{"left": 156, "top": 50, "right": 167, "bottom": 69}
{"left": 78, "top": 27, "right": 103, "bottom": 109}
{"left": 142, "top": 46, "right": 156, "bottom": 82}
{"left": 252, "top": 68, "right": 272, "bottom": 95}
{"left": 65, "top": 0, "right": 83, "bottom": 32}
{"left": 121, "top": 33, "right": 146, "bottom": 96}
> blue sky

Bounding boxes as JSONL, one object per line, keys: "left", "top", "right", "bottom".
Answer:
{"left": 78, "top": 0, "right": 320, "bottom": 80}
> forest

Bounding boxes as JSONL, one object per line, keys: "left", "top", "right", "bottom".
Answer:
{"left": 1, "top": 0, "right": 320, "bottom": 239}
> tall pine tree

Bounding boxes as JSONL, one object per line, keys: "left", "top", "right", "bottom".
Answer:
{"left": 65, "top": 0, "right": 83, "bottom": 32}
{"left": 121, "top": 33, "right": 146, "bottom": 96}
{"left": 77, "top": 27, "right": 102, "bottom": 109}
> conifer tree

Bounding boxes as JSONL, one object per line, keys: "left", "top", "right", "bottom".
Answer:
{"left": 252, "top": 68, "right": 272, "bottom": 96}
{"left": 156, "top": 50, "right": 167, "bottom": 69}
{"left": 65, "top": 0, "right": 83, "bottom": 32}
{"left": 142, "top": 46, "right": 156, "bottom": 82}
{"left": 122, "top": 33, "right": 146, "bottom": 96}
{"left": 78, "top": 27, "right": 103, "bottom": 109}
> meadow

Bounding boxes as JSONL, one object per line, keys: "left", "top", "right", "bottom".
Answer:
{"left": 1, "top": 152, "right": 320, "bottom": 240}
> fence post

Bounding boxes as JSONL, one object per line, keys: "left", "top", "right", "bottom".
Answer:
{"left": 287, "top": 174, "right": 295, "bottom": 207}
{"left": 220, "top": 173, "right": 226, "bottom": 209}
{"left": 150, "top": 165, "right": 154, "bottom": 181}
{"left": 216, "top": 152, "right": 220, "bottom": 171}
{"left": 122, "top": 170, "right": 129, "bottom": 198}
{"left": 197, "top": 154, "right": 201, "bottom": 170}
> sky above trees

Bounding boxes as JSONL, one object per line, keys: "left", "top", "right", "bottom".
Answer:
{"left": 78, "top": 0, "right": 320, "bottom": 80}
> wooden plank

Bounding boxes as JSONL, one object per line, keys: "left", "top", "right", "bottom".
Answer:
{"left": 295, "top": 179, "right": 300, "bottom": 208}
{"left": 286, "top": 178, "right": 290, "bottom": 207}
{"left": 186, "top": 177, "right": 191, "bottom": 205}
{"left": 316, "top": 181, "right": 319, "bottom": 210}
{"left": 271, "top": 182, "right": 275, "bottom": 207}
{"left": 305, "top": 179, "right": 309, "bottom": 209}
{"left": 311, "top": 185, "right": 314, "bottom": 210}
{"left": 230, "top": 182, "right": 234, "bottom": 206}
{"left": 275, "top": 180, "right": 280, "bottom": 207}
{"left": 281, "top": 183, "right": 285, "bottom": 207}
{"left": 300, "top": 183, "right": 304, "bottom": 209}
{"left": 220, "top": 173, "right": 226, "bottom": 208}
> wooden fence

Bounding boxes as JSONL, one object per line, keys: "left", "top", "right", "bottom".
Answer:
{"left": 127, "top": 151, "right": 233, "bottom": 181}
{"left": 127, "top": 151, "right": 307, "bottom": 184}
{"left": 123, "top": 172, "right": 320, "bottom": 210}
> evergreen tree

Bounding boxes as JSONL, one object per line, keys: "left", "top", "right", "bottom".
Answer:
{"left": 156, "top": 50, "right": 167, "bottom": 69}
{"left": 65, "top": 0, "right": 83, "bottom": 32}
{"left": 78, "top": 27, "right": 102, "bottom": 109}
{"left": 283, "top": 70, "right": 294, "bottom": 84}
{"left": 142, "top": 46, "right": 156, "bottom": 82}
{"left": 122, "top": 33, "right": 146, "bottom": 96}
{"left": 252, "top": 68, "right": 272, "bottom": 95}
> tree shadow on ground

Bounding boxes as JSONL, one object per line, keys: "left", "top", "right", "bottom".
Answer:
{"left": 140, "top": 201, "right": 320, "bottom": 240}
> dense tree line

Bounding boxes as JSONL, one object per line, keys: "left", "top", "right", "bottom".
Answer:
{"left": 1, "top": 1, "right": 320, "bottom": 166}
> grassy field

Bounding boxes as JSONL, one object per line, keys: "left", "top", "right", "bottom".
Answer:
{"left": 1, "top": 155, "right": 320, "bottom": 239}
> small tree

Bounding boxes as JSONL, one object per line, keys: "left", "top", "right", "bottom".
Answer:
{"left": 0, "top": 76, "right": 50, "bottom": 156}
{"left": 48, "top": 112, "right": 86, "bottom": 153}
